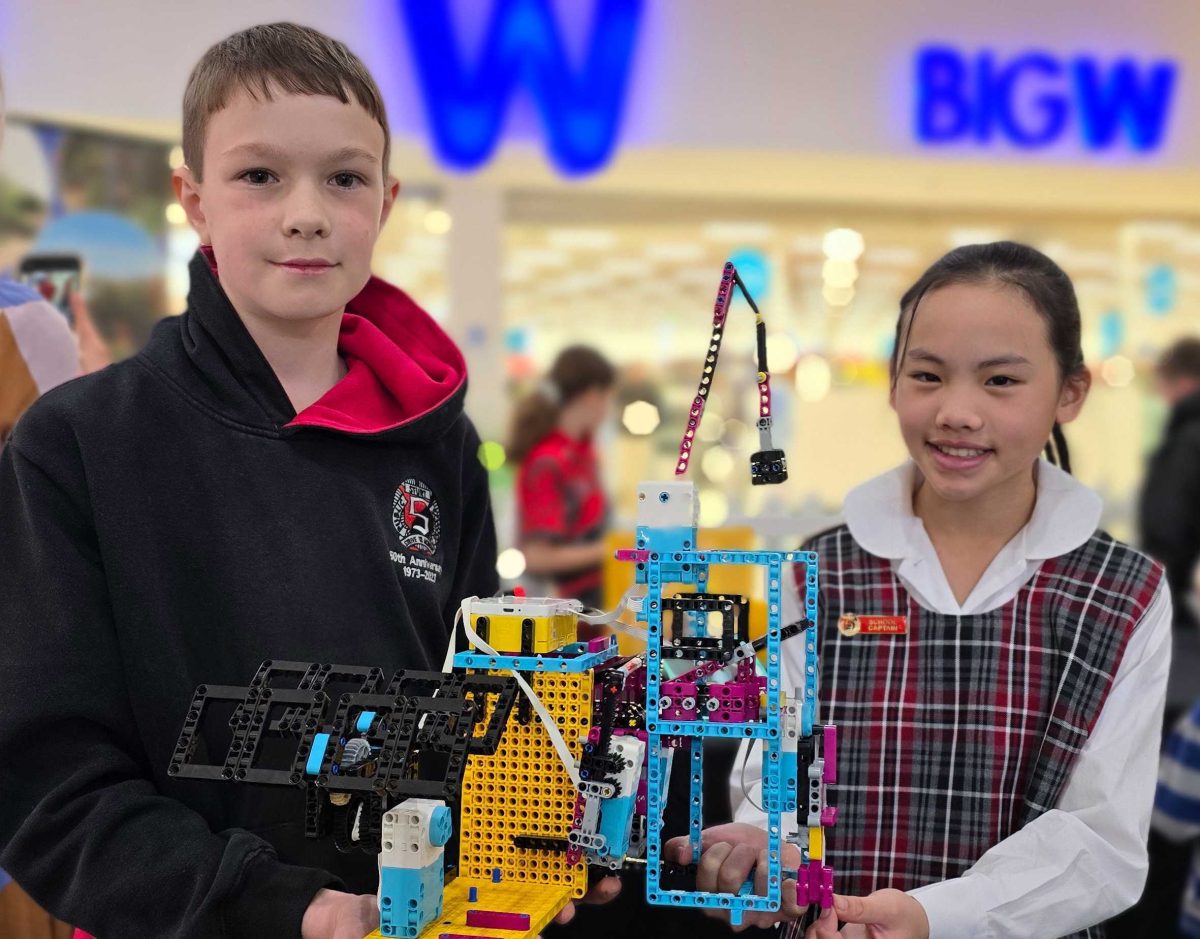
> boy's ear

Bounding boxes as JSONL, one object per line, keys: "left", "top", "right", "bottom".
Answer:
{"left": 379, "top": 174, "right": 401, "bottom": 228}
{"left": 1055, "top": 367, "right": 1092, "bottom": 425}
{"left": 172, "top": 166, "right": 210, "bottom": 243}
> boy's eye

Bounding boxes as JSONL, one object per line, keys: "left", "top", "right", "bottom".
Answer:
{"left": 986, "top": 375, "right": 1019, "bottom": 387}
{"left": 239, "top": 169, "right": 276, "bottom": 186}
{"left": 331, "top": 172, "right": 365, "bottom": 189}
{"left": 909, "top": 371, "right": 940, "bottom": 383}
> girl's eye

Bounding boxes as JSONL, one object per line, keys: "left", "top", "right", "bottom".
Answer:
{"left": 239, "top": 169, "right": 276, "bottom": 186}
{"left": 909, "top": 371, "right": 940, "bottom": 383}
{"left": 986, "top": 375, "right": 1019, "bottom": 387}
{"left": 331, "top": 172, "right": 365, "bottom": 189}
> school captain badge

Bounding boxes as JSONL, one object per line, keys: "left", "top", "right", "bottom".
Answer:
{"left": 838, "top": 614, "right": 907, "bottom": 636}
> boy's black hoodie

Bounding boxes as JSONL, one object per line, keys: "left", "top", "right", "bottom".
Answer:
{"left": 0, "top": 252, "right": 498, "bottom": 937}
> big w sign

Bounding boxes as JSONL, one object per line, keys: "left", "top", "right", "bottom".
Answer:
{"left": 401, "top": 0, "right": 643, "bottom": 176}
{"left": 915, "top": 44, "right": 1178, "bottom": 153}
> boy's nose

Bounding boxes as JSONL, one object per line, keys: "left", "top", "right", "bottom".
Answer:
{"left": 283, "top": 188, "right": 331, "bottom": 238}
{"left": 285, "top": 214, "right": 328, "bottom": 238}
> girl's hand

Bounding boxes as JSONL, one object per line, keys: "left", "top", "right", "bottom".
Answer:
{"left": 808, "top": 904, "right": 847, "bottom": 938}
{"left": 805, "top": 891, "right": 930, "bottom": 939}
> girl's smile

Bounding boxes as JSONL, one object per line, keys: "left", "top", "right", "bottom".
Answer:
{"left": 926, "top": 439, "right": 993, "bottom": 472}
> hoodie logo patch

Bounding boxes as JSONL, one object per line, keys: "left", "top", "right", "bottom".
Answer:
{"left": 390, "top": 478, "right": 444, "bottom": 583}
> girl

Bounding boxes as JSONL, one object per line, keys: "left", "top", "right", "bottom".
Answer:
{"left": 674, "top": 242, "right": 1172, "bottom": 939}
{"left": 510, "top": 345, "right": 616, "bottom": 611}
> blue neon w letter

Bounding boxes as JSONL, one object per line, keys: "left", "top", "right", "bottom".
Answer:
{"left": 1073, "top": 58, "right": 1177, "bottom": 151}
{"left": 401, "top": 0, "right": 643, "bottom": 175}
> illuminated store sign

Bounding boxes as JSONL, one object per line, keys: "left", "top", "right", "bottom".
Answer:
{"left": 402, "top": 0, "right": 642, "bottom": 176}
{"left": 915, "top": 45, "right": 1178, "bottom": 152}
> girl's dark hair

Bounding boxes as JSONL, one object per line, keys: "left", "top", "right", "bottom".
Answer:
{"left": 508, "top": 346, "right": 617, "bottom": 462}
{"left": 890, "top": 241, "right": 1085, "bottom": 473}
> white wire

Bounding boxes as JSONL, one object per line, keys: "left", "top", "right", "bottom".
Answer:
{"left": 441, "top": 604, "right": 462, "bottom": 673}
{"left": 439, "top": 586, "right": 652, "bottom": 788}
{"left": 458, "top": 598, "right": 583, "bottom": 787}
{"left": 445, "top": 597, "right": 582, "bottom": 787}
{"left": 739, "top": 736, "right": 764, "bottom": 814}
{"left": 579, "top": 584, "right": 648, "bottom": 635}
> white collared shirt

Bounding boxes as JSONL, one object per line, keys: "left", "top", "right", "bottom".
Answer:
{"left": 733, "top": 459, "right": 1172, "bottom": 938}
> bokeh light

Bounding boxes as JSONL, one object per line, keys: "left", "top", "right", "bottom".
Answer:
{"left": 622, "top": 400, "right": 661, "bottom": 435}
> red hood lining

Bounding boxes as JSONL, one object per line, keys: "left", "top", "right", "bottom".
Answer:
{"left": 198, "top": 245, "right": 466, "bottom": 434}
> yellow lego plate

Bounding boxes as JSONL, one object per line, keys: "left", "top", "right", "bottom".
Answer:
{"left": 363, "top": 878, "right": 573, "bottom": 939}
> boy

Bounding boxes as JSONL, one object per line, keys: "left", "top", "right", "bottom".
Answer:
{"left": 0, "top": 23, "right": 502, "bottom": 938}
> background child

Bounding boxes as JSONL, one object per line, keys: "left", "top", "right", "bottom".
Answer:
{"left": 1140, "top": 337, "right": 1200, "bottom": 727}
{"left": 510, "top": 344, "right": 616, "bottom": 610}
{"left": 674, "top": 242, "right": 1171, "bottom": 939}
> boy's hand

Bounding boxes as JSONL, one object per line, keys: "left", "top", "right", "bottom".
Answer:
{"left": 804, "top": 891, "right": 930, "bottom": 939}
{"left": 550, "top": 874, "right": 622, "bottom": 927}
{"left": 301, "top": 888, "right": 379, "bottom": 939}
{"left": 664, "top": 823, "right": 804, "bottom": 931}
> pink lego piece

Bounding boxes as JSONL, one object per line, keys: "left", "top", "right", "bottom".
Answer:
{"left": 796, "top": 868, "right": 812, "bottom": 906}
{"left": 466, "top": 910, "right": 532, "bottom": 930}
{"left": 758, "top": 373, "right": 772, "bottom": 417}
{"left": 821, "top": 805, "right": 839, "bottom": 827}
{"left": 821, "top": 865, "right": 834, "bottom": 908}
{"left": 706, "top": 680, "right": 760, "bottom": 722}
{"left": 615, "top": 549, "right": 648, "bottom": 561}
{"left": 796, "top": 860, "right": 835, "bottom": 909}
{"left": 587, "top": 635, "right": 612, "bottom": 653}
{"left": 823, "top": 724, "right": 838, "bottom": 785}
{"left": 662, "top": 680, "right": 699, "bottom": 720}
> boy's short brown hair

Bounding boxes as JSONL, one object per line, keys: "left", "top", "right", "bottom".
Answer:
{"left": 182, "top": 22, "right": 390, "bottom": 181}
